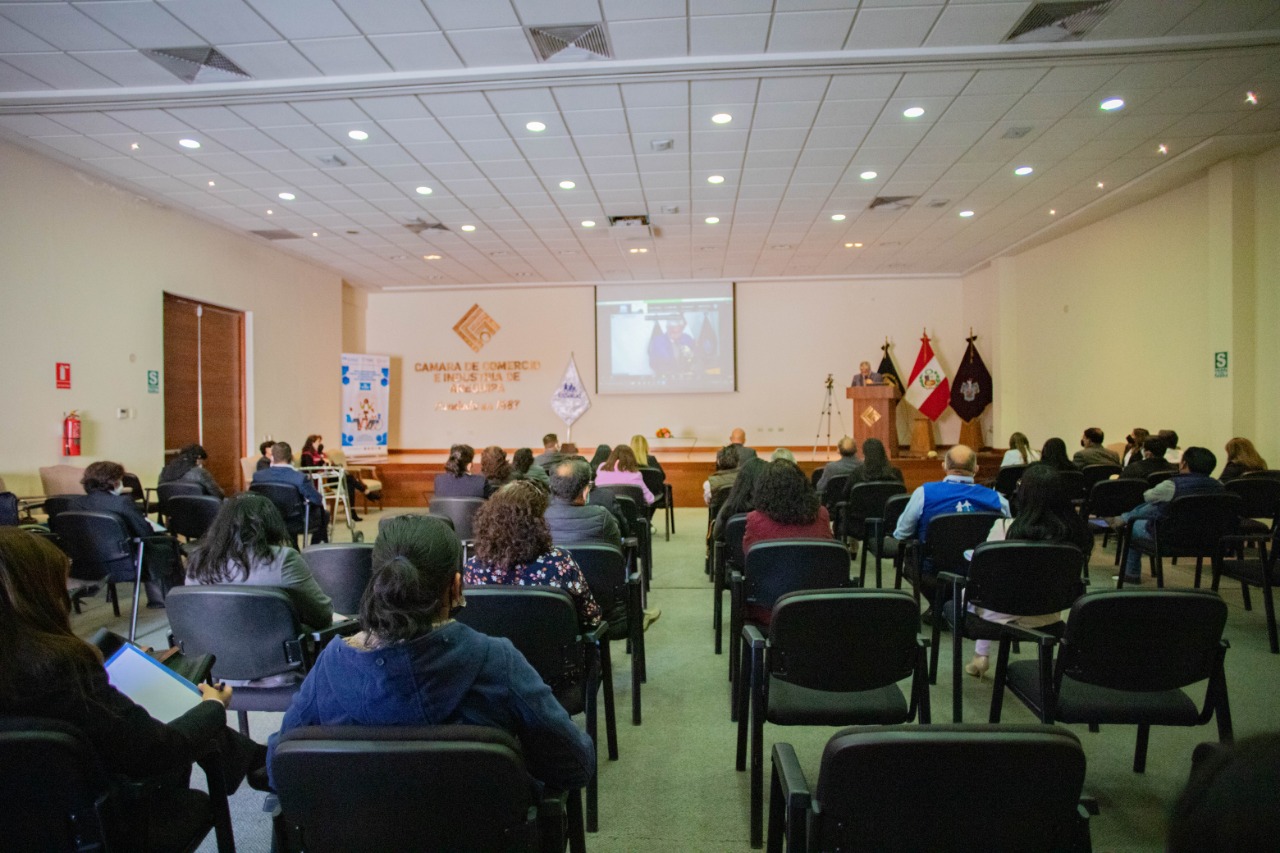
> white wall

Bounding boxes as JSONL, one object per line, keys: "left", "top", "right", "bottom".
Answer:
{"left": 0, "top": 140, "right": 344, "bottom": 495}
{"left": 365, "top": 277, "right": 971, "bottom": 450}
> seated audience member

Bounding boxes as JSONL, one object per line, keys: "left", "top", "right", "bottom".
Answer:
{"left": 510, "top": 447, "right": 550, "bottom": 488}
{"left": 816, "top": 436, "right": 863, "bottom": 495}
{"left": 1122, "top": 427, "right": 1150, "bottom": 467}
{"left": 770, "top": 448, "right": 796, "bottom": 463}
{"left": 729, "top": 427, "right": 758, "bottom": 462}
{"left": 533, "top": 433, "right": 562, "bottom": 468}
{"left": 301, "top": 433, "right": 367, "bottom": 521}
{"left": 964, "top": 464, "right": 1092, "bottom": 678}
{"left": 703, "top": 445, "right": 740, "bottom": 506}
{"left": 594, "top": 445, "right": 655, "bottom": 504}
{"left": 545, "top": 458, "right": 622, "bottom": 549}
{"left": 158, "top": 443, "right": 225, "bottom": 498}
{"left": 713, "top": 456, "right": 767, "bottom": 540}
{"left": 480, "top": 445, "right": 512, "bottom": 494}
{"left": 1158, "top": 429, "right": 1183, "bottom": 465}
{"left": 1119, "top": 436, "right": 1173, "bottom": 480}
{"left": 1118, "top": 446, "right": 1224, "bottom": 584}
{"left": 999, "top": 432, "right": 1038, "bottom": 468}
{"left": 1167, "top": 733, "right": 1280, "bottom": 853}
{"left": 743, "top": 459, "right": 833, "bottom": 555}
{"left": 74, "top": 460, "right": 182, "bottom": 607}
{"left": 1073, "top": 427, "right": 1121, "bottom": 468}
{"left": 630, "top": 434, "right": 664, "bottom": 477}
{"left": 843, "top": 438, "right": 905, "bottom": 492}
{"left": 0, "top": 529, "right": 268, "bottom": 836}
{"left": 268, "top": 515, "right": 594, "bottom": 792}
{"left": 1038, "top": 437, "right": 1076, "bottom": 472}
{"left": 464, "top": 481, "right": 602, "bottom": 630}
{"left": 588, "top": 444, "right": 612, "bottom": 473}
{"left": 560, "top": 442, "right": 585, "bottom": 460}
{"left": 256, "top": 440, "right": 274, "bottom": 471}
{"left": 252, "top": 442, "right": 328, "bottom": 544}
{"left": 186, "top": 493, "right": 333, "bottom": 629}
{"left": 433, "top": 444, "right": 488, "bottom": 498}
{"left": 1221, "top": 437, "right": 1268, "bottom": 481}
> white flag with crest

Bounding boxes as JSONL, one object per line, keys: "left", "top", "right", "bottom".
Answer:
{"left": 550, "top": 355, "right": 591, "bottom": 427}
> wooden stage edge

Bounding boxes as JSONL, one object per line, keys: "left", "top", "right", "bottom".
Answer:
{"left": 373, "top": 446, "right": 1002, "bottom": 509}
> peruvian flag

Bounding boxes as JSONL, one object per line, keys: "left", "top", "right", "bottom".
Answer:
{"left": 904, "top": 332, "right": 950, "bottom": 421}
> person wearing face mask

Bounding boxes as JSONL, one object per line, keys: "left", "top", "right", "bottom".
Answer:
{"left": 158, "top": 443, "right": 224, "bottom": 498}
{"left": 72, "top": 460, "right": 184, "bottom": 607}
{"left": 301, "top": 433, "right": 368, "bottom": 521}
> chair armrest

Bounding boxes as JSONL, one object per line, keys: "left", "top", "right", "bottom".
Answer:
{"left": 771, "top": 742, "right": 809, "bottom": 800}
{"left": 742, "top": 624, "right": 766, "bottom": 649}
{"left": 998, "top": 621, "right": 1060, "bottom": 648}
{"left": 936, "top": 571, "right": 968, "bottom": 586}
{"left": 582, "top": 621, "right": 609, "bottom": 643}
{"left": 310, "top": 619, "right": 360, "bottom": 646}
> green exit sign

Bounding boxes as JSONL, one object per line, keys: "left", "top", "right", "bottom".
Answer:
{"left": 1214, "top": 351, "right": 1228, "bottom": 378}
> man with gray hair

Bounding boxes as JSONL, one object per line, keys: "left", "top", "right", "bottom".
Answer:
{"left": 816, "top": 436, "right": 863, "bottom": 495}
{"left": 894, "top": 445, "right": 1008, "bottom": 544}
{"left": 545, "top": 457, "right": 621, "bottom": 549}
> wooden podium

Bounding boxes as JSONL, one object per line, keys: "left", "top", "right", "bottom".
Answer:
{"left": 847, "top": 384, "right": 901, "bottom": 458}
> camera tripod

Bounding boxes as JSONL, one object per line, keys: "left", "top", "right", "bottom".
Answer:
{"left": 812, "top": 373, "right": 846, "bottom": 459}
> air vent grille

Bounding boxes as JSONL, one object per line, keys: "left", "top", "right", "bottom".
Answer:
{"left": 1002, "top": 126, "right": 1034, "bottom": 139}
{"left": 1006, "top": 2, "right": 1112, "bottom": 43}
{"left": 526, "top": 24, "right": 612, "bottom": 62}
{"left": 141, "top": 47, "right": 251, "bottom": 83}
{"left": 404, "top": 219, "right": 450, "bottom": 234}
{"left": 250, "top": 229, "right": 300, "bottom": 240}
{"left": 869, "top": 196, "right": 916, "bottom": 211}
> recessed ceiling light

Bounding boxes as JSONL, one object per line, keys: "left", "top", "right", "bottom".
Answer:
{"left": 959, "top": 210, "right": 975, "bottom": 218}
{"left": 1245, "top": 91, "right": 1258, "bottom": 105}
{"left": 844, "top": 243, "right": 855, "bottom": 248}
{"left": 581, "top": 220, "right": 596, "bottom": 228}
{"left": 312, "top": 232, "right": 319, "bottom": 237}
{"left": 130, "top": 142, "right": 139, "bottom": 150}
{"left": 526, "top": 121, "right": 547, "bottom": 132}
{"left": 854, "top": 242, "right": 864, "bottom": 248}
{"left": 1096, "top": 181, "right": 1105, "bottom": 189}
{"left": 424, "top": 254, "right": 441, "bottom": 260}
{"left": 711, "top": 113, "right": 732, "bottom": 124}
{"left": 859, "top": 171, "right": 877, "bottom": 180}
{"left": 278, "top": 192, "right": 295, "bottom": 200}
{"left": 178, "top": 138, "right": 201, "bottom": 149}
{"left": 1099, "top": 98, "right": 1125, "bottom": 111}
{"left": 415, "top": 186, "right": 433, "bottom": 195}
{"left": 831, "top": 214, "right": 846, "bottom": 221}
{"left": 559, "top": 180, "right": 576, "bottom": 189}
{"left": 707, "top": 175, "right": 725, "bottom": 184}
{"left": 266, "top": 209, "right": 273, "bottom": 215}
{"left": 1049, "top": 209, "right": 1056, "bottom": 216}
{"left": 628, "top": 247, "right": 649, "bottom": 254}
{"left": 903, "top": 107, "right": 925, "bottom": 118}
{"left": 207, "top": 180, "right": 215, "bottom": 186}
{"left": 347, "top": 130, "right": 369, "bottom": 141}
{"left": 705, "top": 216, "right": 720, "bottom": 224}
{"left": 1157, "top": 144, "right": 1168, "bottom": 155}
{"left": 460, "top": 224, "right": 476, "bottom": 232}
{"left": 1014, "top": 166, "right": 1034, "bottom": 176}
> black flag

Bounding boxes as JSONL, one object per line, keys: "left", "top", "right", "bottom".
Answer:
{"left": 877, "top": 340, "right": 903, "bottom": 391}
{"left": 949, "top": 333, "right": 993, "bottom": 421}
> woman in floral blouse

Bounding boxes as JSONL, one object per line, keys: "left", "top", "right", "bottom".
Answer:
{"left": 463, "top": 480, "right": 602, "bottom": 629}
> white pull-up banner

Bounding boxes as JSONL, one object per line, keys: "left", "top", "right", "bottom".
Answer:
{"left": 341, "top": 353, "right": 390, "bottom": 459}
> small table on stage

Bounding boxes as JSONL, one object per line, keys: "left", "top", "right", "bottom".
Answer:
{"left": 847, "top": 384, "right": 901, "bottom": 458}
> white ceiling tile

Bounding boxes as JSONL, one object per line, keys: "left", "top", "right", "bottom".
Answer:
{"left": 805, "top": 125, "right": 870, "bottom": 148}
{"left": 511, "top": 0, "right": 600, "bottom": 25}
{"left": 814, "top": 98, "right": 886, "bottom": 126}
{"left": 767, "top": 10, "right": 856, "bottom": 51}
{"left": 74, "top": 1, "right": 205, "bottom": 48}
{"left": 33, "top": 133, "right": 125, "bottom": 158}
{"left": 437, "top": 113, "right": 509, "bottom": 140}
{"left": 3, "top": 52, "right": 116, "bottom": 88}
{"left": 218, "top": 41, "right": 322, "bottom": 78}
{"left": 203, "top": 126, "right": 285, "bottom": 150}
{"left": 925, "top": 3, "right": 1024, "bottom": 47}
{"left": 689, "top": 14, "right": 770, "bottom": 55}
{"left": 0, "top": 59, "right": 51, "bottom": 90}
{"left": 941, "top": 92, "right": 1021, "bottom": 122}
{"left": 292, "top": 37, "right": 390, "bottom": 75}
{"left": 844, "top": 6, "right": 941, "bottom": 50}
{"left": 752, "top": 101, "right": 821, "bottom": 128}
{"left": 825, "top": 73, "right": 903, "bottom": 100}
{"left": 425, "top": 0, "right": 519, "bottom": 29}
{"left": 895, "top": 71, "right": 973, "bottom": 98}
{"left": 367, "top": 32, "right": 463, "bottom": 72}
{"left": 244, "top": 0, "right": 359, "bottom": 39}
{"left": 748, "top": 127, "right": 810, "bottom": 149}
{"left": 0, "top": 4, "right": 130, "bottom": 51}
{"left": 552, "top": 85, "right": 622, "bottom": 112}
{"left": 403, "top": 140, "right": 469, "bottom": 162}
{"left": 609, "top": 18, "right": 688, "bottom": 61}
{"left": 334, "top": 0, "right": 440, "bottom": 35}
{"left": 422, "top": 91, "right": 499, "bottom": 117}
{"left": 964, "top": 67, "right": 1050, "bottom": 95}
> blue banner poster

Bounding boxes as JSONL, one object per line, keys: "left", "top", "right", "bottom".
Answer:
{"left": 342, "top": 354, "right": 390, "bottom": 459}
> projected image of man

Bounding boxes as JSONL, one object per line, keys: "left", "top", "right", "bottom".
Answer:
{"left": 649, "top": 315, "right": 695, "bottom": 375}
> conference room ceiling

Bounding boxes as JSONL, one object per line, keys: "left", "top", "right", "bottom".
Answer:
{"left": 0, "top": 0, "right": 1277, "bottom": 290}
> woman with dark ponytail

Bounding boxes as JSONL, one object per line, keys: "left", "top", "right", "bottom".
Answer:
{"left": 267, "top": 515, "right": 593, "bottom": 791}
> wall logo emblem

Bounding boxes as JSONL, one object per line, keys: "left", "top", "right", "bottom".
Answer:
{"left": 453, "top": 304, "right": 500, "bottom": 352}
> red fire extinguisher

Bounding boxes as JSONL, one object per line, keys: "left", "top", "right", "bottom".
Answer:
{"left": 63, "top": 411, "right": 81, "bottom": 457}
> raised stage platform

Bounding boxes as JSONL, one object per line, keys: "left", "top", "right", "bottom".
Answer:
{"left": 371, "top": 448, "right": 1003, "bottom": 508}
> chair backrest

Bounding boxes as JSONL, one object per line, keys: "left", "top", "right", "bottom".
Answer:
{"left": 272, "top": 725, "right": 541, "bottom": 853}
{"left": 610, "top": 493, "right": 643, "bottom": 538}
{"left": 250, "top": 482, "right": 308, "bottom": 532}
{"left": 844, "top": 482, "right": 907, "bottom": 528}
{"left": 562, "top": 544, "right": 626, "bottom": 622}
{"left": 724, "top": 513, "right": 749, "bottom": 569}
{"left": 820, "top": 475, "right": 849, "bottom": 510}
{"left": 639, "top": 466, "right": 666, "bottom": 498}
{"left": 379, "top": 511, "right": 454, "bottom": 537}
{"left": 1243, "top": 469, "right": 1280, "bottom": 481}
{"left": 156, "top": 480, "right": 204, "bottom": 513}
{"left": 1147, "top": 470, "right": 1175, "bottom": 487}
{"left": 456, "top": 587, "right": 587, "bottom": 709}
{"left": 965, "top": 541, "right": 1086, "bottom": 617}
{"left": 595, "top": 483, "right": 646, "bottom": 512}
{"left": 0, "top": 492, "right": 17, "bottom": 527}
{"left": 812, "top": 724, "right": 1086, "bottom": 853}
{"left": 769, "top": 589, "right": 920, "bottom": 692}
{"left": 1056, "top": 469, "right": 1086, "bottom": 500}
{"left": 48, "top": 511, "right": 136, "bottom": 582}
{"left": 302, "top": 543, "right": 374, "bottom": 616}
{"left": 427, "top": 497, "right": 485, "bottom": 540}
{"left": 743, "top": 539, "right": 851, "bottom": 609}
{"left": 1081, "top": 464, "right": 1122, "bottom": 490}
{"left": 993, "top": 465, "right": 1027, "bottom": 498}
{"left": 1084, "top": 478, "right": 1147, "bottom": 519}
{"left": 38, "top": 465, "right": 85, "bottom": 498}
{"left": 41, "top": 495, "right": 81, "bottom": 526}
{"left": 879, "top": 494, "right": 911, "bottom": 532}
{"left": 708, "top": 486, "right": 733, "bottom": 526}
{"left": 165, "top": 495, "right": 223, "bottom": 541}
{"left": 166, "top": 585, "right": 306, "bottom": 681}
{"left": 1225, "top": 477, "right": 1280, "bottom": 521}
{"left": 1158, "top": 493, "right": 1242, "bottom": 552}
{"left": 922, "top": 512, "right": 1003, "bottom": 574}
{"left": 1059, "top": 589, "right": 1227, "bottom": 692}
{"left": 0, "top": 717, "right": 113, "bottom": 852}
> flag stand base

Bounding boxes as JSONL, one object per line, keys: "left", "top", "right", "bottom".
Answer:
{"left": 910, "top": 416, "right": 935, "bottom": 456}
{"left": 958, "top": 418, "right": 983, "bottom": 451}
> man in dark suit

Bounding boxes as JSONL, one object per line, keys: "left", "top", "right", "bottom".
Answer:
{"left": 73, "top": 460, "right": 181, "bottom": 607}
{"left": 851, "top": 360, "right": 883, "bottom": 386}
{"left": 252, "top": 441, "right": 328, "bottom": 543}
{"left": 729, "top": 427, "right": 757, "bottom": 462}
{"left": 1120, "top": 436, "right": 1174, "bottom": 481}
{"left": 545, "top": 458, "right": 621, "bottom": 549}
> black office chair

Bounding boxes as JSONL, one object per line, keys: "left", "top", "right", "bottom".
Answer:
{"left": 302, "top": 542, "right": 374, "bottom": 617}
{"left": 1081, "top": 464, "right": 1122, "bottom": 492}
{"left": 165, "top": 495, "right": 222, "bottom": 545}
{"left": 428, "top": 496, "right": 484, "bottom": 556}
{"left": 818, "top": 475, "right": 849, "bottom": 529}
{"left": 606, "top": 490, "right": 652, "bottom": 585}
{"left": 729, "top": 539, "right": 854, "bottom": 723}
{"left": 49, "top": 510, "right": 147, "bottom": 642}
{"left": 934, "top": 541, "right": 1087, "bottom": 721}
{"left": 991, "top": 589, "right": 1233, "bottom": 773}
{"left": 166, "top": 586, "right": 354, "bottom": 736}
{"left": 41, "top": 494, "right": 81, "bottom": 526}
{"left": 1147, "top": 470, "right": 1175, "bottom": 488}
{"left": 861, "top": 492, "right": 910, "bottom": 589}
{"left": 640, "top": 466, "right": 674, "bottom": 540}
{"left": 1057, "top": 470, "right": 1087, "bottom": 503}
{"left": 456, "top": 586, "right": 609, "bottom": 833}
{"left": 565, "top": 544, "right": 645, "bottom": 725}
{"left": 0, "top": 716, "right": 236, "bottom": 853}
{"left": 898, "top": 511, "right": 1003, "bottom": 606}
{"left": 713, "top": 512, "right": 749, "bottom": 655}
{"left": 839, "top": 481, "right": 906, "bottom": 552}
{"left": 1119, "top": 493, "right": 1242, "bottom": 588}
{"left": 1225, "top": 476, "right": 1280, "bottom": 537}
{"left": 271, "top": 725, "right": 583, "bottom": 853}
{"left": 249, "top": 482, "right": 314, "bottom": 548}
{"left": 768, "top": 724, "right": 1092, "bottom": 853}
{"left": 993, "top": 464, "right": 1027, "bottom": 500}
{"left": 737, "top": 589, "right": 929, "bottom": 848}
{"left": 377, "top": 511, "right": 453, "bottom": 537}
{"left": 1213, "top": 525, "right": 1280, "bottom": 653}
{"left": 1080, "top": 478, "right": 1146, "bottom": 564}
{"left": 156, "top": 481, "right": 204, "bottom": 525}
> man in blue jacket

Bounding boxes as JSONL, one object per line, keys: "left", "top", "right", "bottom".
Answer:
{"left": 252, "top": 441, "right": 328, "bottom": 543}
{"left": 1118, "top": 446, "right": 1224, "bottom": 584}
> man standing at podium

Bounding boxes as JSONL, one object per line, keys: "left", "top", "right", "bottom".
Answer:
{"left": 851, "top": 361, "right": 883, "bottom": 386}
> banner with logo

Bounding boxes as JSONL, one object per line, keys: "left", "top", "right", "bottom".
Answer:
{"left": 550, "top": 354, "right": 591, "bottom": 435}
{"left": 904, "top": 332, "right": 950, "bottom": 421}
{"left": 341, "top": 353, "right": 390, "bottom": 458}
{"left": 949, "top": 333, "right": 992, "bottom": 422}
